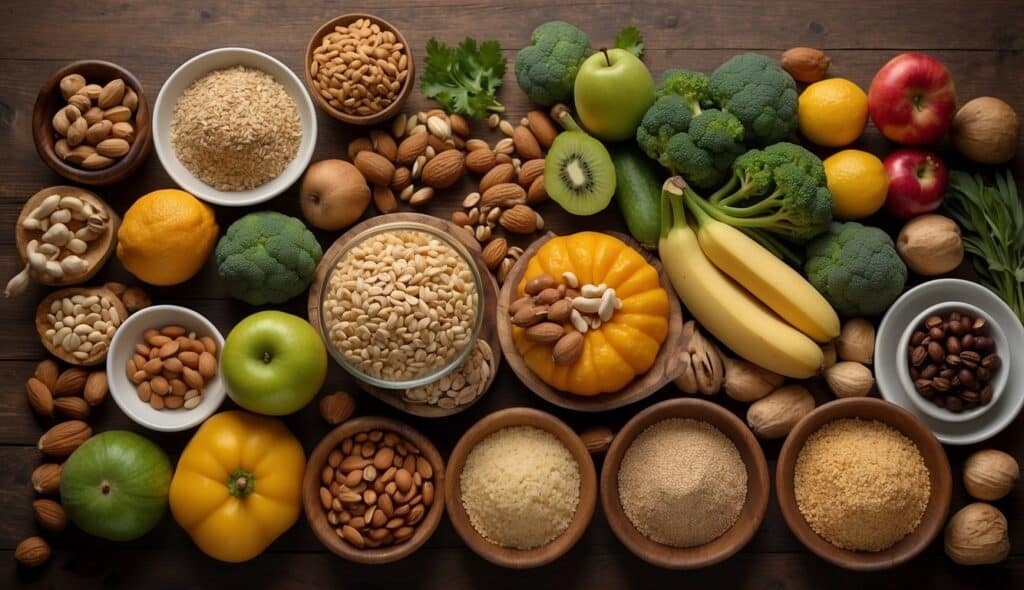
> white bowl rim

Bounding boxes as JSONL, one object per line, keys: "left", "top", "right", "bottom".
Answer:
{"left": 106, "top": 304, "right": 226, "bottom": 432}
{"left": 896, "top": 300, "right": 1010, "bottom": 423}
{"left": 152, "top": 47, "right": 317, "bottom": 207}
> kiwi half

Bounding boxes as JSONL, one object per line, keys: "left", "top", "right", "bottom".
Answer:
{"left": 544, "top": 131, "right": 616, "bottom": 215}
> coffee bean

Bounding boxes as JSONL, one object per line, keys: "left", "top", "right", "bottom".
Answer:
{"left": 945, "top": 354, "right": 962, "bottom": 368}
{"left": 929, "top": 326, "right": 945, "bottom": 340}
{"left": 911, "top": 331, "right": 926, "bottom": 346}
{"left": 910, "top": 367, "right": 921, "bottom": 380}
{"left": 961, "top": 389, "right": 980, "bottom": 403}
{"left": 921, "top": 365, "right": 939, "bottom": 379}
{"left": 972, "top": 317, "right": 987, "bottom": 334}
{"left": 960, "top": 350, "right": 981, "bottom": 367}
{"left": 926, "top": 315, "right": 943, "bottom": 328}
{"left": 932, "top": 377, "right": 952, "bottom": 392}
{"left": 959, "top": 317, "right": 973, "bottom": 334}
{"left": 949, "top": 311, "right": 961, "bottom": 322}
{"left": 945, "top": 336, "right": 961, "bottom": 355}
{"left": 976, "top": 336, "right": 993, "bottom": 351}
{"left": 940, "top": 368, "right": 956, "bottom": 379}
{"left": 981, "top": 353, "right": 1001, "bottom": 370}
{"left": 976, "top": 367, "right": 992, "bottom": 382}
{"left": 911, "top": 346, "right": 927, "bottom": 367}
{"left": 959, "top": 369, "right": 977, "bottom": 389}
{"left": 981, "top": 385, "right": 994, "bottom": 404}
{"left": 928, "top": 342, "right": 945, "bottom": 362}
{"left": 946, "top": 396, "right": 964, "bottom": 413}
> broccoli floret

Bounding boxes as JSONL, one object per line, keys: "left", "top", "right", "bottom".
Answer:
{"left": 710, "top": 53, "right": 798, "bottom": 145}
{"left": 514, "top": 21, "right": 591, "bottom": 106}
{"left": 804, "top": 222, "right": 908, "bottom": 316}
{"left": 215, "top": 212, "right": 323, "bottom": 306}
{"left": 636, "top": 95, "right": 693, "bottom": 159}
{"left": 655, "top": 69, "right": 714, "bottom": 112}
{"left": 657, "top": 109, "right": 745, "bottom": 189}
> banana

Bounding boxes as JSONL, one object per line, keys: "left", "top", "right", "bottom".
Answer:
{"left": 659, "top": 178, "right": 823, "bottom": 378}
{"left": 687, "top": 194, "right": 840, "bottom": 343}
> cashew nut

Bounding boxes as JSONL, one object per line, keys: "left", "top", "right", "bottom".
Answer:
{"left": 21, "top": 217, "right": 41, "bottom": 231}
{"left": 41, "top": 223, "right": 70, "bottom": 247}
{"left": 60, "top": 255, "right": 88, "bottom": 275}
{"left": 49, "top": 208, "right": 72, "bottom": 225}
{"left": 44, "top": 260, "right": 63, "bottom": 278}
{"left": 29, "top": 194, "right": 61, "bottom": 220}
{"left": 66, "top": 238, "right": 88, "bottom": 254}
{"left": 4, "top": 266, "right": 30, "bottom": 298}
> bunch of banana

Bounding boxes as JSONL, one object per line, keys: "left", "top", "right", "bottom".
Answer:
{"left": 658, "top": 177, "right": 838, "bottom": 378}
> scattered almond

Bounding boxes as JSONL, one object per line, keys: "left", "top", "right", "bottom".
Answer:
{"left": 527, "top": 175, "right": 549, "bottom": 205}
{"left": 373, "top": 185, "right": 398, "bottom": 213}
{"left": 421, "top": 149, "right": 465, "bottom": 188}
{"left": 319, "top": 391, "right": 356, "bottom": 425}
{"left": 525, "top": 321, "right": 565, "bottom": 343}
{"left": 33, "top": 499, "right": 67, "bottom": 532}
{"left": 479, "top": 162, "right": 515, "bottom": 193}
{"left": 482, "top": 183, "right": 527, "bottom": 208}
{"left": 527, "top": 110, "right": 559, "bottom": 148}
{"left": 552, "top": 330, "right": 585, "bottom": 366}
{"left": 512, "top": 126, "right": 543, "bottom": 160}
{"left": 449, "top": 113, "right": 470, "bottom": 138}
{"left": 465, "top": 149, "right": 497, "bottom": 174}
{"left": 26, "top": 377, "right": 54, "bottom": 416}
{"left": 499, "top": 204, "right": 538, "bottom": 234}
{"left": 54, "top": 396, "right": 90, "bottom": 419}
{"left": 38, "top": 420, "right": 92, "bottom": 456}
{"left": 580, "top": 425, "right": 614, "bottom": 454}
{"left": 83, "top": 370, "right": 108, "bottom": 406}
{"left": 14, "top": 536, "right": 50, "bottom": 568}
{"left": 369, "top": 129, "right": 398, "bottom": 161}
{"left": 52, "top": 367, "right": 88, "bottom": 397}
{"left": 32, "top": 463, "right": 62, "bottom": 494}
{"left": 481, "top": 238, "right": 509, "bottom": 270}
{"left": 348, "top": 137, "right": 373, "bottom": 160}
{"left": 518, "top": 158, "right": 545, "bottom": 188}
{"left": 354, "top": 150, "right": 395, "bottom": 186}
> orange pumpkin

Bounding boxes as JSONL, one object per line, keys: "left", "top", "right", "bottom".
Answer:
{"left": 512, "top": 232, "right": 670, "bottom": 396}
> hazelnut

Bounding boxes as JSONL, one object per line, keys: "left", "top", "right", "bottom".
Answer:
{"left": 824, "top": 361, "right": 874, "bottom": 398}
{"left": 963, "top": 449, "right": 1019, "bottom": 501}
{"left": 945, "top": 503, "right": 1010, "bottom": 565}
{"left": 897, "top": 214, "right": 964, "bottom": 276}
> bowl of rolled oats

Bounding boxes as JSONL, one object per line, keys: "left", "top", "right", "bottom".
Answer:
{"left": 316, "top": 220, "right": 485, "bottom": 390}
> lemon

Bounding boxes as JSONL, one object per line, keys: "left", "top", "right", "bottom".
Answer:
{"left": 798, "top": 78, "right": 868, "bottom": 147}
{"left": 823, "top": 150, "right": 889, "bottom": 220}
{"left": 117, "top": 189, "right": 219, "bottom": 285}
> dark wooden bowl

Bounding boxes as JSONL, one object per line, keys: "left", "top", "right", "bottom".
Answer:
{"left": 35, "top": 286, "right": 128, "bottom": 366}
{"left": 444, "top": 407, "right": 598, "bottom": 569}
{"left": 775, "top": 397, "right": 952, "bottom": 571}
{"left": 600, "top": 398, "right": 770, "bottom": 569}
{"left": 497, "top": 231, "right": 685, "bottom": 412}
{"left": 302, "top": 416, "right": 446, "bottom": 564}
{"left": 304, "top": 14, "right": 414, "bottom": 125}
{"left": 32, "top": 60, "right": 152, "bottom": 185}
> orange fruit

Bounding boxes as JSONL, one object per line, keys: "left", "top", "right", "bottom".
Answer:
{"left": 823, "top": 150, "right": 889, "bottom": 220}
{"left": 798, "top": 78, "right": 869, "bottom": 147}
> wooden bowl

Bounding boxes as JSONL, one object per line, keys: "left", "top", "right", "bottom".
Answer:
{"left": 15, "top": 186, "right": 120, "bottom": 287}
{"left": 444, "top": 407, "right": 598, "bottom": 569}
{"left": 35, "top": 286, "right": 128, "bottom": 366}
{"left": 304, "top": 14, "right": 414, "bottom": 125}
{"left": 308, "top": 213, "right": 501, "bottom": 418}
{"left": 32, "top": 60, "right": 152, "bottom": 185}
{"left": 497, "top": 231, "right": 685, "bottom": 412}
{"left": 600, "top": 398, "right": 770, "bottom": 569}
{"left": 302, "top": 416, "right": 446, "bottom": 564}
{"left": 775, "top": 397, "right": 953, "bottom": 571}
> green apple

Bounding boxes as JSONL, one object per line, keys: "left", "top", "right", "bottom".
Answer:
{"left": 222, "top": 310, "right": 327, "bottom": 415}
{"left": 573, "top": 48, "right": 655, "bottom": 141}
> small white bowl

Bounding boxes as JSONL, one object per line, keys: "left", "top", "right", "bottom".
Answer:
{"left": 153, "top": 47, "right": 317, "bottom": 207}
{"left": 106, "top": 305, "right": 226, "bottom": 432}
{"left": 897, "top": 301, "right": 1009, "bottom": 423}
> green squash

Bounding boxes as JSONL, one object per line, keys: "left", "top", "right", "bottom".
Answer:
{"left": 60, "top": 431, "right": 172, "bottom": 541}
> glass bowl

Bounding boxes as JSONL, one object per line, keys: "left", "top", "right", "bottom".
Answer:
{"left": 317, "top": 221, "right": 484, "bottom": 390}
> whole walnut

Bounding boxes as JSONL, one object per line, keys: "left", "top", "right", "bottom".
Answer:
{"left": 897, "top": 214, "right": 964, "bottom": 276}
{"left": 945, "top": 503, "right": 1010, "bottom": 565}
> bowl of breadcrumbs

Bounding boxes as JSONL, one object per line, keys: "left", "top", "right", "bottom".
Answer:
{"left": 776, "top": 397, "right": 952, "bottom": 571}
{"left": 153, "top": 47, "right": 317, "bottom": 206}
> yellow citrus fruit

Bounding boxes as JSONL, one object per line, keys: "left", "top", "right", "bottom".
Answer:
{"left": 798, "top": 78, "right": 868, "bottom": 147}
{"left": 823, "top": 150, "right": 890, "bottom": 220}
{"left": 117, "top": 189, "right": 218, "bottom": 285}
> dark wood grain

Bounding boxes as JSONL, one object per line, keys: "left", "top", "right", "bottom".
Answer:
{"left": 2, "top": 1, "right": 1023, "bottom": 588}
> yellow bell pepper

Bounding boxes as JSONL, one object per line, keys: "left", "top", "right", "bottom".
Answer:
{"left": 169, "top": 411, "right": 305, "bottom": 562}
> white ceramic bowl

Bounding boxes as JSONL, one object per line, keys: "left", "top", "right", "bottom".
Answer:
{"left": 897, "top": 301, "right": 1010, "bottom": 423}
{"left": 153, "top": 47, "right": 317, "bottom": 206}
{"left": 106, "top": 305, "right": 226, "bottom": 432}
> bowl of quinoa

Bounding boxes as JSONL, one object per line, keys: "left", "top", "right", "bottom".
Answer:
{"left": 153, "top": 47, "right": 317, "bottom": 206}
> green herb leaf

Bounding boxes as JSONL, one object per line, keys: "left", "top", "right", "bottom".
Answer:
{"left": 614, "top": 26, "right": 644, "bottom": 59}
{"left": 420, "top": 37, "right": 506, "bottom": 119}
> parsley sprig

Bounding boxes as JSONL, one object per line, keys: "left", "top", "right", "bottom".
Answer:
{"left": 420, "top": 37, "right": 506, "bottom": 119}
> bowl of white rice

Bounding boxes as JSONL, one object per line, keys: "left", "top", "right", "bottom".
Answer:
{"left": 152, "top": 47, "right": 317, "bottom": 206}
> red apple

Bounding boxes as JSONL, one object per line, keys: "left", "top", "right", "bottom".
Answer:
{"left": 883, "top": 149, "right": 948, "bottom": 218}
{"left": 868, "top": 53, "right": 956, "bottom": 145}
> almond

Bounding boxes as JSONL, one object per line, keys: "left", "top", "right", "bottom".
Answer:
{"left": 34, "top": 359, "right": 60, "bottom": 391}
{"left": 479, "top": 162, "right": 515, "bottom": 193}
{"left": 198, "top": 352, "right": 218, "bottom": 379}
{"left": 482, "top": 183, "right": 527, "bottom": 208}
{"left": 32, "top": 499, "right": 67, "bottom": 532}
{"left": 369, "top": 129, "right": 397, "bottom": 161}
{"left": 38, "top": 420, "right": 92, "bottom": 456}
{"left": 320, "top": 391, "right": 356, "bottom": 425}
{"left": 354, "top": 151, "right": 395, "bottom": 186}
{"left": 513, "top": 125, "right": 543, "bottom": 160}
{"left": 449, "top": 113, "right": 470, "bottom": 138}
{"left": 552, "top": 331, "right": 585, "bottom": 365}
{"left": 85, "top": 120, "right": 112, "bottom": 145}
{"left": 518, "top": 158, "right": 545, "bottom": 187}
{"left": 14, "top": 536, "right": 50, "bottom": 568}
{"left": 579, "top": 425, "right": 614, "bottom": 454}
{"left": 32, "top": 463, "right": 62, "bottom": 494}
{"left": 54, "top": 396, "right": 90, "bottom": 419}
{"left": 83, "top": 371, "right": 108, "bottom": 406}
{"left": 525, "top": 321, "right": 565, "bottom": 343}
{"left": 96, "top": 137, "right": 130, "bottom": 158}
{"left": 465, "top": 138, "right": 490, "bottom": 152}
{"left": 547, "top": 298, "right": 573, "bottom": 323}
{"left": 53, "top": 367, "right": 88, "bottom": 397}
{"left": 781, "top": 47, "right": 831, "bottom": 83}
{"left": 465, "top": 149, "right": 497, "bottom": 174}
{"left": 97, "top": 78, "right": 126, "bottom": 109}
{"left": 347, "top": 137, "right": 373, "bottom": 160}
{"left": 499, "top": 204, "right": 538, "bottom": 234}
{"left": 421, "top": 149, "right": 465, "bottom": 188}
{"left": 427, "top": 134, "right": 453, "bottom": 154}
{"left": 527, "top": 175, "right": 549, "bottom": 205}
{"left": 26, "top": 377, "right": 54, "bottom": 416}
{"left": 396, "top": 132, "right": 428, "bottom": 165}
{"left": 481, "top": 237, "right": 508, "bottom": 270}
{"left": 527, "top": 110, "right": 559, "bottom": 148}
{"left": 103, "top": 105, "right": 132, "bottom": 123}
{"left": 111, "top": 121, "right": 134, "bottom": 142}
{"left": 373, "top": 185, "right": 398, "bottom": 213}
{"left": 389, "top": 167, "right": 411, "bottom": 192}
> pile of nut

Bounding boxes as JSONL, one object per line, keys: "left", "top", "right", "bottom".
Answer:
{"left": 821, "top": 318, "right": 877, "bottom": 399}
{"left": 309, "top": 17, "right": 410, "bottom": 117}
{"left": 5, "top": 192, "right": 111, "bottom": 297}
{"left": 323, "top": 228, "right": 479, "bottom": 383}
{"left": 404, "top": 338, "right": 494, "bottom": 408}
{"left": 52, "top": 74, "right": 139, "bottom": 169}
{"left": 317, "top": 429, "right": 435, "bottom": 549}
{"left": 509, "top": 271, "right": 624, "bottom": 366}
{"left": 42, "top": 291, "right": 122, "bottom": 361}
{"left": 126, "top": 325, "right": 219, "bottom": 411}
{"left": 909, "top": 311, "right": 1002, "bottom": 412}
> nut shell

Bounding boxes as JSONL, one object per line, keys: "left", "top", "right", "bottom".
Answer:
{"left": 896, "top": 214, "right": 964, "bottom": 276}
{"left": 963, "top": 449, "right": 1019, "bottom": 501}
{"left": 746, "top": 384, "right": 814, "bottom": 439}
{"left": 824, "top": 361, "right": 874, "bottom": 398}
{"left": 944, "top": 503, "right": 1010, "bottom": 565}
{"left": 836, "top": 318, "right": 876, "bottom": 364}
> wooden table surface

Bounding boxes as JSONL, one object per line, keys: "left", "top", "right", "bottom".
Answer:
{"left": 2, "top": 1, "right": 1022, "bottom": 588}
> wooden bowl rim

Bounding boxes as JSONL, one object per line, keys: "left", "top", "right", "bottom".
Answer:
{"left": 304, "top": 13, "right": 414, "bottom": 125}
{"left": 32, "top": 60, "right": 153, "bottom": 185}
{"left": 775, "top": 397, "right": 953, "bottom": 571}
{"left": 599, "top": 398, "right": 770, "bottom": 569}
{"left": 15, "top": 185, "right": 121, "bottom": 286}
{"left": 496, "top": 230, "right": 685, "bottom": 412}
{"left": 35, "top": 286, "right": 128, "bottom": 366}
{"left": 444, "top": 407, "right": 598, "bottom": 569}
{"left": 301, "top": 416, "right": 447, "bottom": 564}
